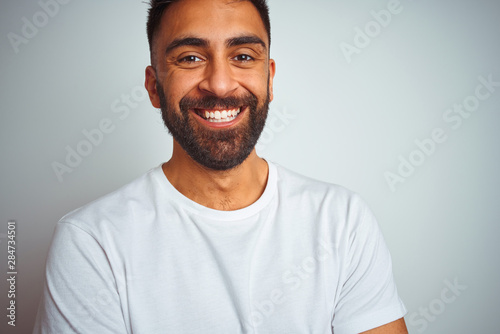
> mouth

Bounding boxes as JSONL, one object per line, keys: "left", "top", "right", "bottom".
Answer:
{"left": 194, "top": 107, "right": 242, "bottom": 123}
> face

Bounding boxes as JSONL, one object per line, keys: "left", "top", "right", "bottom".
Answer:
{"left": 145, "top": 0, "right": 275, "bottom": 171}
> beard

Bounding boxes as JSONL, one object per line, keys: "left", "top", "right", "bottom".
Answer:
{"left": 157, "top": 81, "right": 270, "bottom": 171}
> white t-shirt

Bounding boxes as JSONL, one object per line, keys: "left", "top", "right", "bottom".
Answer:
{"left": 34, "top": 162, "right": 406, "bottom": 334}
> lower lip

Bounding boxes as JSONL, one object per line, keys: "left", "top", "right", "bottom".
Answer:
{"left": 191, "top": 108, "right": 246, "bottom": 129}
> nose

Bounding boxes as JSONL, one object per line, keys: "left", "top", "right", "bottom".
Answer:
{"left": 198, "top": 58, "right": 238, "bottom": 98}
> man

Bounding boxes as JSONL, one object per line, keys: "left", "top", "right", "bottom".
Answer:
{"left": 34, "top": 0, "right": 408, "bottom": 333}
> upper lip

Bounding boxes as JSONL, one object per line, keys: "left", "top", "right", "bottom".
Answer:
{"left": 193, "top": 106, "right": 241, "bottom": 111}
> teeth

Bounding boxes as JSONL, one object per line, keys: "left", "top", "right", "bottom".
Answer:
{"left": 207, "top": 115, "right": 237, "bottom": 123}
{"left": 197, "top": 108, "right": 241, "bottom": 122}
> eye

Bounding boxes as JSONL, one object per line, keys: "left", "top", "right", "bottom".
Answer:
{"left": 178, "top": 55, "right": 203, "bottom": 64}
{"left": 233, "top": 54, "right": 254, "bottom": 62}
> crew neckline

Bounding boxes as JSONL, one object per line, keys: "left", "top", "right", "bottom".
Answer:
{"left": 152, "top": 161, "right": 278, "bottom": 221}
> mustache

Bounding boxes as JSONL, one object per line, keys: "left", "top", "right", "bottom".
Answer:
{"left": 179, "top": 93, "right": 258, "bottom": 111}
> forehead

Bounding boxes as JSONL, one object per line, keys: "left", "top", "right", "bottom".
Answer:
{"left": 156, "top": 0, "right": 268, "bottom": 49}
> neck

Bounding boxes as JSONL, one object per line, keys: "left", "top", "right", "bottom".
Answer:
{"left": 162, "top": 141, "right": 269, "bottom": 211}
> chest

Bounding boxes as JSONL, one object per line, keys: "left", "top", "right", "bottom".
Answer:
{"left": 114, "top": 210, "right": 341, "bottom": 333}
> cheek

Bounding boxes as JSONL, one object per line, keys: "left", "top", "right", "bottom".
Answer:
{"left": 238, "top": 71, "right": 269, "bottom": 97}
{"left": 164, "top": 70, "right": 201, "bottom": 98}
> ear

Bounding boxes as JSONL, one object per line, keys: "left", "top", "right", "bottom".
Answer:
{"left": 268, "top": 58, "right": 276, "bottom": 102}
{"left": 145, "top": 66, "right": 161, "bottom": 108}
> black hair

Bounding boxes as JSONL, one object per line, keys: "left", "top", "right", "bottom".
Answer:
{"left": 146, "top": 0, "right": 271, "bottom": 58}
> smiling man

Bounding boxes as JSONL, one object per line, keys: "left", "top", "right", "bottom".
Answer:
{"left": 34, "top": 0, "right": 408, "bottom": 333}
{"left": 146, "top": 0, "right": 274, "bottom": 211}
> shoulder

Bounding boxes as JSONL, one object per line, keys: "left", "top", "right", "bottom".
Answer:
{"left": 271, "top": 162, "right": 376, "bottom": 238}
{"left": 58, "top": 165, "right": 163, "bottom": 234}
{"left": 273, "top": 162, "right": 368, "bottom": 210}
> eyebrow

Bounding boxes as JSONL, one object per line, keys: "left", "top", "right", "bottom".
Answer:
{"left": 226, "top": 35, "right": 266, "bottom": 50}
{"left": 165, "top": 37, "right": 208, "bottom": 55}
{"left": 165, "top": 35, "right": 267, "bottom": 55}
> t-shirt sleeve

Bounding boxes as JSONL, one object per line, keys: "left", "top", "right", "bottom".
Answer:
{"left": 33, "top": 221, "right": 128, "bottom": 334}
{"left": 331, "top": 198, "right": 407, "bottom": 334}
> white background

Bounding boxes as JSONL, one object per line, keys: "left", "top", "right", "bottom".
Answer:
{"left": 1, "top": 0, "right": 499, "bottom": 333}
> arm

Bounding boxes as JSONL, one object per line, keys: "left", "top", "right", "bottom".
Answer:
{"left": 33, "top": 221, "right": 128, "bottom": 334}
{"left": 361, "top": 318, "right": 408, "bottom": 334}
{"left": 331, "top": 195, "right": 407, "bottom": 334}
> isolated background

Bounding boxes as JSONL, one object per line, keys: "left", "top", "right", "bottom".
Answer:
{"left": 1, "top": 0, "right": 499, "bottom": 333}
